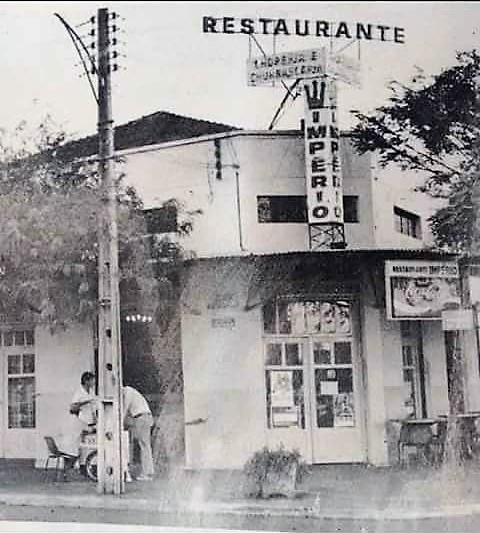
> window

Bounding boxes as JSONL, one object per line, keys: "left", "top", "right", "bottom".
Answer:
{"left": 264, "top": 342, "right": 305, "bottom": 429}
{"left": 400, "top": 321, "right": 423, "bottom": 418}
{"left": 257, "top": 195, "right": 360, "bottom": 224}
{"left": 343, "top": 196, "right": 359, "bottom": 223}
{"left": 6, "top": 329, "right": 36, "bottom": 429}
{"left": 263, "top": 300, "right": 352, "bottom": 336}
{"left": 257, "top": 196, "right": 307, "bottom": 223}
{"left": 394, "top": 206, "right": 421, "bottom": 238}
{"left": 144, "top": 205, "right": 177, "bottom": 234}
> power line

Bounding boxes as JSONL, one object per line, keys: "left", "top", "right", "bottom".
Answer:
{"left": 54, "top": 13, "right": 98, "bottom": 105}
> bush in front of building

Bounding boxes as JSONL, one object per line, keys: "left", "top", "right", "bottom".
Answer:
{"left": 243, "top": 445, "right": 308, "bottom": 499}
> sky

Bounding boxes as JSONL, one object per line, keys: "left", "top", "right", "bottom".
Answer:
{"left": 0, "top": 1, "right": 479, "bottom": 141}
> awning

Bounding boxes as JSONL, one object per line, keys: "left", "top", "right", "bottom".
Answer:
{"left": 181, "top": 252, "right": 369, "bottom": 313}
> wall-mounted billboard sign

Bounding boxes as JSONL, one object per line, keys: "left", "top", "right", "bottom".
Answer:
{"left": 385, "top": 260, "right": 461, "bottom": 320}
{"left": 303, "top": 76, "right": 343, "bottom": 226}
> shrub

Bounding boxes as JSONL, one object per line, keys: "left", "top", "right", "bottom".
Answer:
{"left": 243, "top": 445, "right": 308, "bottom": 498}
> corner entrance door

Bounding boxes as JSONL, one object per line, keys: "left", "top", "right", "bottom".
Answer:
{"left": 263, "top": 298, "right": 366, "bottom": 464}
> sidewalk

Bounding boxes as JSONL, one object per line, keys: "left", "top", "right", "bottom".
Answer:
{"left": 1, "top": 460, "right": 480, "bottom": 521}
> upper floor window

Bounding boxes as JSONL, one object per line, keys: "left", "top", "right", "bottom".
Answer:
{"left": 144, "top": 205, "right": 178, "bottom": 234}
{"left": 258, "top": 196, "right": 307, "bottom": 223}
{"left": 343, "top": 196, "right": 359, "bottom": 223}
{"left": 257, "top": 195, "right": 360, "bottom": 224}
{"left": 394, "top": 206, "right": 421, "bottom": 239}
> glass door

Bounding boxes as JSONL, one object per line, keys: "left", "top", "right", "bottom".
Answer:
{"left": 305, "top": 301, "right": 365, "bottom": 463}
{"left": 262, "top": 297, "right": 365, "bottom": 464}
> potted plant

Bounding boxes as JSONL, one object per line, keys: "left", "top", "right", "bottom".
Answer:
{"left": 243, "top": 445, "right": 308, "bottom": 498}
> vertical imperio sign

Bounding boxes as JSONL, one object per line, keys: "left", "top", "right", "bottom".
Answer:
{"left": 303, "top": 76, "right": 344, "bottom": 248}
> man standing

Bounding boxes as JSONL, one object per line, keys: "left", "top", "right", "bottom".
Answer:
{"left": 123, "top": 385, "right": 154, "bottom": 481}
{"left": 69, "top": 371, "right": 97, "bottom": 476}
{"left": 70, "top": 371, "right": 97, "bottom": 427}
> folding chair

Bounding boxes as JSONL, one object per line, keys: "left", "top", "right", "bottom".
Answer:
{"left": 44, "top": 436, "right": 77, "bottom": 481}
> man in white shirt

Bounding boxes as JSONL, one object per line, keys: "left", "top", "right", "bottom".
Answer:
{"left": 69, "top": 371, "right": 97, "bottom": 476}
{"left": 123, "top": 385, "right": 154, "bottom": 481}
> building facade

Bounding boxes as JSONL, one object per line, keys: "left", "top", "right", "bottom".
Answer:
{"left": 3, "top": 117, "right": 478, "bottom": 470}
{"left": 117, "top": 129, "right": 477, "bottom": 469}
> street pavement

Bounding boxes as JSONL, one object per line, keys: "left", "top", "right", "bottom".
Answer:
{"left": 1, "top": 460, "right": 480, "bottom": 522}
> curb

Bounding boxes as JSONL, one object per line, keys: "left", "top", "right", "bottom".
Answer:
{"left": 1, "top": 491, "right": 480, "bottom": 521}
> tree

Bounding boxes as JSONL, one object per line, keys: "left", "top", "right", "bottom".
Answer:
{"left": 0, "top": 118, "right": 157, "bottom": 331}
{"left": 0, "top": 117, "right": 199, "bottom": 471}
{"left": 351, "top": 50, "right": 480, "bottom": 252}
{"left": 351, "top": 51, "right": 480, "bottom": 465}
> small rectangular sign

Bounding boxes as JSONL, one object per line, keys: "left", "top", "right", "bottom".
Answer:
{"left": 247, "top": 48, "right": 326, "bottom": 86}
{"left": 442, "top": 309, "right": 474, "bottom": 331}
{"left": 211, "top": 317, "right": 236, "bottom": 329}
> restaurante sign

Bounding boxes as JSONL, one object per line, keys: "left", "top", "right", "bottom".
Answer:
{"left": 385, "top": 260, "right": 461, "bottom": 320}
{"left": 203, "top": 17, "right": 405, "bottom": 43}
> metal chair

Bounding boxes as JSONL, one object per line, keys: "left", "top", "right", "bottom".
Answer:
{"left": 398, "top": 423, "right": 436, "bottom": 467}
{"left": 44, "top": 436, "right": 77, "bottom": 481}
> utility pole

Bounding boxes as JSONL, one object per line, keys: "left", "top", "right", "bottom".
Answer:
{"left": 96, "top": 6, "right": 124, "bottom": 495}
{"left": 54, "top": 7, "right": 124, "bottom": 494}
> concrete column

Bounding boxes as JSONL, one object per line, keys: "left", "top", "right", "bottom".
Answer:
{"left": 361, "top": 304, "right": 389, "bottom": 466}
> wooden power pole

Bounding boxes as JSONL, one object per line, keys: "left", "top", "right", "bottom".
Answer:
{"left": 96, "top": 6, "right": 124, "bottom": 495}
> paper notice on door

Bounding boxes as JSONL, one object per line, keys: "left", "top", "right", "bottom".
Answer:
{"left": 271, "top": 370, "right": 295, "bottom": 407}
{"left": 320, "top": 381, "right": 338, "bottom": 395}
{"left": 272, "top": 406, "right": 299, "bottom": 427}
{"left": 334, "top": 392, "right": 355, "bottom": 427}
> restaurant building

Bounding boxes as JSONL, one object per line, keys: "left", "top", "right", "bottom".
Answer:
{"left": 117, "top": 125, "right": 479, "bottom": 468}
{"left": 2, "top": 112, "right": 479, "bottom": 469}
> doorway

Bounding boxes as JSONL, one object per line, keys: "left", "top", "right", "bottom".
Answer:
{"left": 263, "top": 298, "right": 366, "bottom": 463}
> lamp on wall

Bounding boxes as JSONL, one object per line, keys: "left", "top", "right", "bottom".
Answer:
{"left": 124, "top": 314, "right": 153, "bottom": 323}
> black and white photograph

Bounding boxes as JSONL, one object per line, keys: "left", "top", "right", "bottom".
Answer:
{"left": 0, "top": 2, "right": 480, "bottom": 532}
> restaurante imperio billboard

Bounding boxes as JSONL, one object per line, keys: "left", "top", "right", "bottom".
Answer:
{"left": 385, "top": 261, "right": 461, "bottom": 320}
{"left": 202, "top": 17, "right": 405, "bottom": 43}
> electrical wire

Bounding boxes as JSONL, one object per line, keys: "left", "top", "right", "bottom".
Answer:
{"left": 54, "top": 13, "right": 99, "bottom": 106}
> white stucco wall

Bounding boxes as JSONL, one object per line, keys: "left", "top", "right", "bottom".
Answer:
{"left": 32, "top": 324, "right": 94, "bottom": 465}
{"left": 371, "top": 160, "right": 442, "bottom": 249}
{"left": 233, "top": 134, "right": 309, "bottom": 254}
{"left": 122, "top": 141, "right": 242, "bottom": 257}
{"left": 463, "top": 329, "right": 480, "bottom": 411}
{"left": 361, "top": 303, "right": 389, "bottom": 466}
{"left": 421, "top": 322, "right": 450, "bottom": 418}
{"left": 181, "top": 306, "right": 266, "bottom": 469}
{"left": 341, "top": 137, "right": 376, "bottom": 249}
{"left": 121, "top": 131, "right": 439, "bottom": 258}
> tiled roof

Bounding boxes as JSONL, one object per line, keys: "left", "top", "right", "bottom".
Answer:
{"left": 55, "top": 110, "right": 240, "bottom": 161}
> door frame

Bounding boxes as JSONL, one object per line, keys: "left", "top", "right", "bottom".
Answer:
{"left": 262, "top": 296, "right": 367, "bottom": 464}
